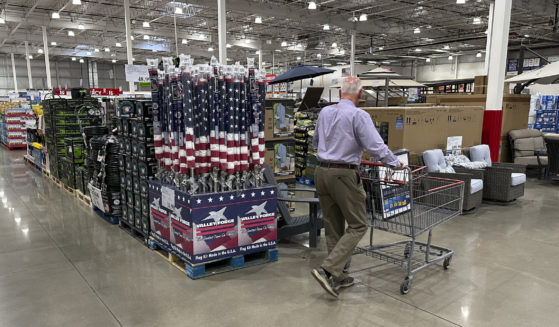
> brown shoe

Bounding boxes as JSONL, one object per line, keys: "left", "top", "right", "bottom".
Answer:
{"left": 311, "top": 268, "right": 339, "bottom": 298}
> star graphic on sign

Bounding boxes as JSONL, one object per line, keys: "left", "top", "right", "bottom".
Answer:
{"left": 261, "top": 191, "right": 265, "bottom": 196}
{"left": 230, "top": 195, "right": 234, "bottom": 200}
{"left": 196, "top": 199, "right": 202, "bottom": 204}
{"left": 208, "top": 197, "right": 213, "bottom": 203}
{"left": 251, "top": 192, "right": 255, "bottom": 197}
{"left": 270, "top": 190, "right": 275, "bottom": 195}
{"left": 219, "top": 196, "right": 224, "bottom": 201}
{"left": 241, "top": 193, "right": 246, "bottom": 199}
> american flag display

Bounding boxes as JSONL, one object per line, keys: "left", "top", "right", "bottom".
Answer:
{"left": 147, "top": 56, "right": 267, "bottom": 194}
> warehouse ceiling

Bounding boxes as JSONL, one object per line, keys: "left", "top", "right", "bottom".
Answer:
{"left": 0, "top": 0, "right": 558, "bottom": 69}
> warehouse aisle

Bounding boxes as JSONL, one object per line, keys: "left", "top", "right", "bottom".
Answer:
{"left": 1, "top": 147, "right": 559, "bottom": 327}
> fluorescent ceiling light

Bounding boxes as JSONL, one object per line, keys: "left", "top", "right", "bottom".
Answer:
{"left": 28, "top": 55, "right": 33, "bottom": 59}
{"left": 86, "top": 51, "right": 91, "bottom": 55}
{"left": 104, "top": 48, "right": 110, "bottom": 52}
{"left": 255, "top": 16, "right": 262, "bottom": 24}
{"left": 476, "top": 52, "right": 482, "bottom": 58}
{"left": 0, "top": 18, "right": 5, "bottom": 24}
{"left": 94, "top": 48, "right": 100, "bottom": 52}
{"left": 457, "top": 0, "right": 466, "bottom": 3}
{"left": 308, "top": 1, "right": 317, "bottom": 10}
{"left": 226, "top": 43, "right": 232, "bottom": 48}
{"left": 296, "top": 56, "right": 301, "bottom": 60}
{"left": 359, "top": 14, "right": 367, "bottom": 22}
{"left": 331, "top": 42, "right": 337, "bottom": 48}
{"left": 256, "top": 50, "right": 260, "bottom": 55}
{"left": 448, "top": 55, "right": 453, "bottom": 60}
{"left": 339, "top": 49, "right": 345, "bottom": 55}
{"left": 378, "top": 46, "right": 384, "bottom": 50}
{"left": 143, "top": 21, "right": 150, "bottom": 28}
{"left": 208, "top": 47, "right": 214, "bottom": 51}
{"left": 337, "top": 62, "right": 347, "bottom": 65}
{"left": 72, "top": 0, "right": 81, "bottom": 4}
{"left": 414, "top": 27, "right": 421, "bottom": 34}
{"left": 426, "top": 58, "right": 431, "bottom": 62}
{"left": 415, "top": 48, "right": 421, "bottom": 52}
{"left": 144, "top": 35, "right": 149, "bottom": 40}
{"left": 317, "top": 53, "right": 322, "bottom": 58}
{"left": 51, "top": 12, "right": 60, "bottom": 19}
{"left": 152, "top": 49, "right": 157, "bottom": 52}
{"left": 132, "top": 57, "right": 135, "bottom": 61}
{"left": 443, "top": 45, "right": 450, "bottom": 50}
{"left": 323, "top": 24, "right": 330, "bottom": 30}
{"left": 266, "top": 39, "right": 272, "bottom": 45}
{"left": 116, "top": 42, "right": 122, "bottom": 47}
{"left": 68, "top": 30, "right": 75, "bottom": 36}
{"left": 78, "top": 24, "right": 84, "bottom": 30}
{"left": 182, "top": 38, "right": 188, "bottom": 44}
{"left": 245, "top": 39, "right": 250, "bottom": 44}
{"left": 473, "top": 17, "right": 481, "bottom": 25}
{"left": 71, "top": 57, "right": 76, "bottom": 61}
{"left": 38, "top": 49, "right": 43, "bottom": 54}
{"left": 524, "top": 34, "right": 530, "bottom": 38}
{"left": 174, "top": 7, "right": 183, "bottom": 14}
{"left": 130, "top": 36, "right": 134, "bottom": 40}
{"left": 51, "top": 41, "right": 57, "bottom": 46}
{"left": 281, "top": 41, "right": 287, "bottom": 47}
{"left": 79, "top": 58, "right": 84, "bottom": 63}
{"left": 112, "top": 59, "right": 117, "bottom": 63}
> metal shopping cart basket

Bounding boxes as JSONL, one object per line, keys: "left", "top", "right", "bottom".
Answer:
{"left": 353, "top": 162, "right": 464, "bottom": 294}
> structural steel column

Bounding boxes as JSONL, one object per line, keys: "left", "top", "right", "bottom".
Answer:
{"left": 483, "top": 0, "right": 512, "bottom": 162}
{"left": 124, "top": 0, "right": 135, "bottom": 93}
{"left": 11, "top": 53, "right": 18, "bottom": 93}
{"left": 25, "top": 41, "right": 33, "bottom": 89}
{"left": 217, "top": 0, "right": 227, "bottom": 63}
{"left": 42, "top": 26, "right": 52, "bottom": 90}
{"left": 484, "top": 2, "right": 494, "bottom": 76}
{"left": 350, "top": 30, "right": 356, "bottom": 76}
{"left": 258, "top": 50, "right": 263, "bottom": 70}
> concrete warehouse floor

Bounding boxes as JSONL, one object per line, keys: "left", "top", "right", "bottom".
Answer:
{"left": 1, "top": 147, "right": 559, "bottom": 327}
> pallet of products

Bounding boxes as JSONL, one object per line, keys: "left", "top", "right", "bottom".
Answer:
{"left": 117, "top": 99, "right": 156, "bottom": 242}
{"left": 0, "top": 107, "right": 34, "bottom": 150}
{"left": 144, "top": 55, "right": 278, "bottom": 278}
{"left": 529, "top": 95, "right": 559, "bottom": 133}
{"left": 42, "top": 98, "right": 102, "bottom": 180}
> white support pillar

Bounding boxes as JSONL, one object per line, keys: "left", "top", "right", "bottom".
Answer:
{"left": 42, "top": 26, "right": 52, "bottom": 90}
{"left": 258, "top": 50, "right": 263, "bottom": 70}
{"left": 25, "top": 41, "right": 33, "bottom": 89}
{"left": 124, "top": 0, "right": 134, "bottom": 93}
{"left": 454, "top": 56, "right": 459, "bottom": 79}
{"left": 485, "top": 0, "right": 511, "bottom": 110}
{"left": 217, "top": 0, "right": 226, "bottom": 63}
{"left": 350, "top": 30, "right": 356, "bottom": 76}
{"left": 11, "top": 53, "right": 18, "bottom": 93}
{"left": 173, "top": 15, "right": 179, "bottom": 57}
{"left": 484, "top": 2, "right": 494, "bottom": 76}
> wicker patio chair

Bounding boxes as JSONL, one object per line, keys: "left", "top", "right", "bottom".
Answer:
{"left": 509, "top": 129, "right": 548, "bottom": 179}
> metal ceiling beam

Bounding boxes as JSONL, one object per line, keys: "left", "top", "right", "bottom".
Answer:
{"left": 0, "top": 0, "right": 40, "bottom": 47}
{"left": 512, "top": 0, "right": 557, "bottom": 17}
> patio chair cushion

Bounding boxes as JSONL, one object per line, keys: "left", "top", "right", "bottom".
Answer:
{"left": 514, "top": 137, "right": 545, "bottom": 158}
{"left": 514, "top": 156, "right": 548, "bottom": 166}
{"left": 423, "top": 149, "right": 449, "bottom": 172}
{"left": 511, "top": 173, "right": 526, "bottom": 186}
{"left": 470, "top": 179, "right": 483, "bottom": 194}
{"left": 469, "top": 144, "right": 492, "bottom": 167}
{"left": 509, "top": 128, "right": 543, "bottom": 140}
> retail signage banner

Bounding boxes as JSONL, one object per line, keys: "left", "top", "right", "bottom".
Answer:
{"left": 53, "top": 88, "right": 122, "bottom": 96}
{"left": 265, "top": 74, "right": 276, "bottom": 84}
{"left": 125, "top": 64, "right": 150, "bottom": 82}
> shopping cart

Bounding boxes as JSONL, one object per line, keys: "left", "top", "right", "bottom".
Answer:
{"left": 353, "top": 162, "right": 464, "bottom": 294}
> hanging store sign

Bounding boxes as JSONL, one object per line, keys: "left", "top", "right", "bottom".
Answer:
{"left": 125, "top": 64, "right": 150, "bottom": 82}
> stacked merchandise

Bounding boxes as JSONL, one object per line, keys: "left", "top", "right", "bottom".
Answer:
{"left": 293, "top": 112, "right": 318, "bottom": 183}
{"left": 529, "top": 95, "right": 559, "bottom": 133}
{"left": 42, "top": 98, "right": 102, "bottom": 180}
{"left": 147, "top": 56, "right": 277, "bottom": 266}
{"left": 117, "top": 99, "right": 156, "bottom": 236}
{"left": 0, "top": 106, "right": 34, "bottom": 149}
{"left": 87, "top": 134, "right": 121, "bottom": 217}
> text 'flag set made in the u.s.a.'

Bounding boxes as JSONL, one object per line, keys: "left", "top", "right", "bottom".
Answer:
{"left": 147, "top": 56, "right": 267, "bottom": 195}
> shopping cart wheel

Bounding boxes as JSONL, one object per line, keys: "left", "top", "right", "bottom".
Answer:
{"left": 443, "top": 256, "right": 452, "bottom": 270}
{"left": 400, "top": 278, "right": 411, "bottom": 295}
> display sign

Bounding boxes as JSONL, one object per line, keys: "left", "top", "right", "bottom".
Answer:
{"left": 446, "top": 136, "right": 463, "bottom": 155}
{"left": 89, "top": 183, "right": 105, "bottom": 212}
{"left": 125, "top": 64, "right": 149, "bottom": 82}
{"left": 265, "top": 74, "right": 276, "bottom": 84}
{"left": 53, "top": 88, "right": 122, "bottom": 96}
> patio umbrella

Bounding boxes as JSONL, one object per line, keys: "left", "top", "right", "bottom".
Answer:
{"left": 505, "top": 61, "right": 559, "bottom": 84}
{"left": 268, "top": 65, "right": 335, "bottom": 84}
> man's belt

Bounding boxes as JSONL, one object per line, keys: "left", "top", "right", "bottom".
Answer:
{"left": 318, "top": 161, "right": 358, "bottom": 170}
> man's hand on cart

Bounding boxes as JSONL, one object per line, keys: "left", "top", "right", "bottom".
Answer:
{"left": 392, "top": 161, "right": 407, "bottom": 171}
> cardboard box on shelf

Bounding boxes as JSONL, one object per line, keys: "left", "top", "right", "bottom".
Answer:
{"left": 265, "top": 98, "right": 295, "bottom": 139}
{"left": 363, "top": 106, "right": 484, "bottom": 164}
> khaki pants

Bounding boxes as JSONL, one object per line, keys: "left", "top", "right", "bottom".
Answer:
{"left": 315, "top": 166, "right": 367, "bottom": 280}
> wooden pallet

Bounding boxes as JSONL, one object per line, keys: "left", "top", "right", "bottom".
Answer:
{"left": 75, "top": 190, "right": 92, "bottom": 207}
{"left": 92, "top": 205, "right": 119, "bottom": 224}
{"left": 48, "top": 173, "right": 62, "bottom": 187}
{"left": 148, "top": 238, "right": 278, "bottom": 279}
{"left": 119, "top": 219, "right": 149, "bottom": 245}
{"left": 62, "top": 183, "right": 75, "bottom": 195}
{"left": 42, "top": 169, "right": 51, "bottom": 178}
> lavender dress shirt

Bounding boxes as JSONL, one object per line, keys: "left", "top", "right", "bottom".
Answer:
{"left": 312, "top": 99, "right": 400, "bottom": 167}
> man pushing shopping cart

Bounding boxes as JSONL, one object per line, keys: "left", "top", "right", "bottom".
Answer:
{"left": 311, "top": 76, "right": 463, "bottom": 298}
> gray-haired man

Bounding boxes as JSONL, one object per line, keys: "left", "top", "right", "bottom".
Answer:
{"left": 311, "top": 76, "right": 405, "bottom": 298}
